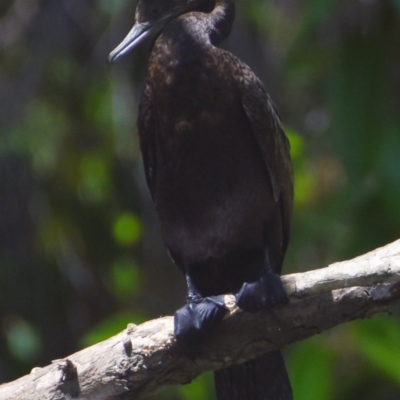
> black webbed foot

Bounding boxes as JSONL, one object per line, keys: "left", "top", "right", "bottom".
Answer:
{"left": 236, "top": 272, "right": 288, "bottom": 313}
{"left": 174, "top": 295, "right": 227, "bottom": 358}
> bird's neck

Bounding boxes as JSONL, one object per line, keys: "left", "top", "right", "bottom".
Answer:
{"left": 206, "top": 0, "right": 235, "bottom": 45}
{"left": 147, "top": 0, "right": 235, "bottom": 92}
{"left": 151, "top": 0, "right": 235, "bottom": 50}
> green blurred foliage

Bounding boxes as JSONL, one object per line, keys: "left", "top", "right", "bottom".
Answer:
{"left": 3, "top": 316, "right": 42, "bottom": 364}
{"left": 0, "top": 0, "right": 400, "bottom": 399}
{"left": 352, "top": 316, "right": 400, "bottom": 385}
{"left": 80, "top": 312, "right": 146, "bottom": 348}
{"left": 289, "top": 338, "right": 335, "bottom": 400}
{"left": 110, "top": 255, "right": 142, "bottom": 298}
{"left": 179, "top": 373, "right": 216, "bottom": 400}
{"left": 113, "top": 212, "right": 142, "bottom": 246}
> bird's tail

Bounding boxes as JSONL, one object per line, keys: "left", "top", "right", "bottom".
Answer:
{"left": 214, "top": 350, "right": 292, "bottom": 400}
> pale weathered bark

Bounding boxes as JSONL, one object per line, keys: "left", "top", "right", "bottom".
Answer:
{"left": 1, "top": 239, "right": 400, "bottom": 400}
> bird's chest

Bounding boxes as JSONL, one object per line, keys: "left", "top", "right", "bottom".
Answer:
{"left": 151, "top": 55, "right": 240, "bottom": 152}
{"left": 147, "top": 47, "right": 263, "bottom": 196}
{"left": 155, "top": 60, "right": 234, "bottom": 111}
{"left": 148, "top": 70, "right": 266, "bottom": 221}
{"left": 144, "top": 43, "right": 271, "bottom": 265}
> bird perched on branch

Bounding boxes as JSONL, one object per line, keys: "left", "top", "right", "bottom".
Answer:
{"left": 109, "top": 0, "right": 293, "bottom": 398}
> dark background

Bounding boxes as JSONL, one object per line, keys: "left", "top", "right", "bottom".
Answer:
{"left": 1, "top": 0, "right": 400, "bottom": 399}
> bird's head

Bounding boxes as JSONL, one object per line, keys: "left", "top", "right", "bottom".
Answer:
{"left": 109, "top": 0, "right": 215, "bottom": 63}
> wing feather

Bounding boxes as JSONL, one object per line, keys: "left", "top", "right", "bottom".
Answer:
{"left": 137, "top": 82, "right": 157, "bottom": 200}
{"left": 232, "top": 56, "right": 294, "bottom": 250}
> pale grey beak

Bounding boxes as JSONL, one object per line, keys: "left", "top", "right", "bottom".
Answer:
{"left": 109, "top": 22, "right": 152, "bottom": 64}
{"left": 109, "top": 13, "right": 174, "bottom": 64}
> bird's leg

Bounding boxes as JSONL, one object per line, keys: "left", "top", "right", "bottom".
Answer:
{"left": 236, "top": 251, "right": 288, "bottom": 313}
{"left": 174, "top": 274, "right": 228, "bottom": 358}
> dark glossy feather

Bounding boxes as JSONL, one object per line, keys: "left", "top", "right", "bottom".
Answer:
{"left": 114, "top": 1, "right": 294, "bottom": 399}
{"left": 215, "top": 351, "right": 293, "bottom": 400}
{"left": 138, "top": 82, "right": 157, "bottom": 200}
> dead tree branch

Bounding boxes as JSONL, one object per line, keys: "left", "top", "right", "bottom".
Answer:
{"left": 1, "top": 239, "right": 400, "bottom": 400}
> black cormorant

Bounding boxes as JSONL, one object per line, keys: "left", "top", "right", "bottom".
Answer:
{"left": 110, "top": 1, "right": 293, "bottom": 398}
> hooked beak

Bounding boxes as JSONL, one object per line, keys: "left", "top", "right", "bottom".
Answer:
{"left": 109, "top": 14, "right": 174, "bottom": 64}
{"left": 109, "top": 22, "right": 152, "bottom": 64}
